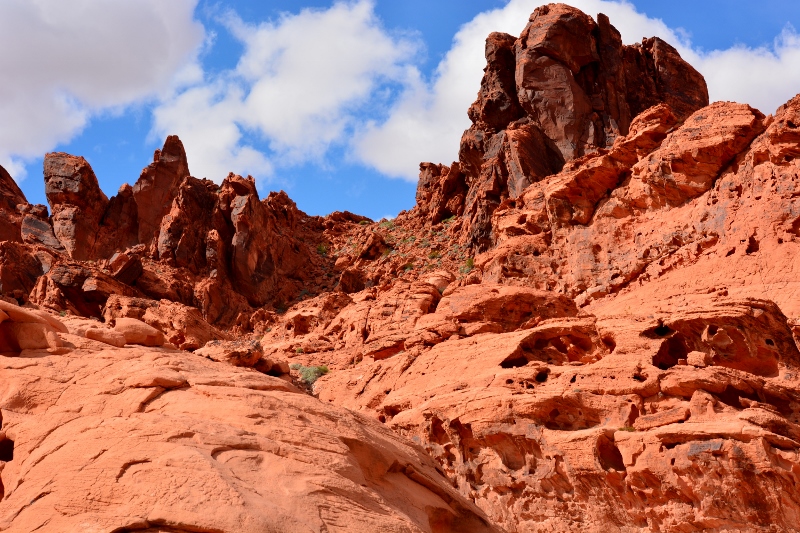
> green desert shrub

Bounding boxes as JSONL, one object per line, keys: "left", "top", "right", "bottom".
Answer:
{"left": 289, "top": 364, "right": 329, "bottom": 385}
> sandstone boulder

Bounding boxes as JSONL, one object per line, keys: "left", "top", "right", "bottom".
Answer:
{"left": 195, "top": 339, "right": 263, "bottom": 367}
{"left": 435, "top": 283, "right": 578, "bottom": 332}
{"left": 0, "top": 242, "right": 43, "bottom": 303}
{"left": 0, "top": 300, "right": 66, "bottom": 353}
{"left": 104, "top": 295, "right": 230, "bottom": 351}
{"left": 114, "top": 317, "right": 165, "bottom": 347}
{"left": 84, "top": 327, "right": 127, "bottom": 348}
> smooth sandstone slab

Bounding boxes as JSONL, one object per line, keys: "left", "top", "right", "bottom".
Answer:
{"left": 114, "top": 317, "right": 165, "bottom": 347}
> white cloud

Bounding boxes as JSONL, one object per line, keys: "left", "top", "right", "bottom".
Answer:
{"left": 354, "top": 0, "right": 800, "bottom": 181}
{"left": 152, "top": 0, "right": 420, "bottom": 182}
{"left": 0, "top": 0, "right": 204, "bottom": 181}
{"left": 690, "top": 26, "right": 800, "bottom": 114}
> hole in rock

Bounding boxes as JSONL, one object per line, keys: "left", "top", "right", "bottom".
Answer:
{"left": 746, "top": 236, "right": 760, "bottom": 254}
{"left": 766, "top": 339, "right": 775, "bottom": 346}
{"left": 378, "top": 414, "right": 386, "bottom": 423}
{"left": 264, "top": 367, "right": 286, "bottom": 378}
{"left": 643, "top": 323, "right": 674, "bottom": 338}
{"left": 506, "top": 379, "right": 514, "bottom": 385}
{"left": 533, "top": 250, "right": 540, "bottom": 257}
{"left": 788, "top": 120, "right": 798, "bottom": 129}
{"left": 725, "top": 248, "right": 736, "bottom": 257}
{"left": 0, "top": 438, "right": 13, "bottom": 461}
{"left": 500, "top": 353, "right": 529, "bottom": 369}
{"left": 429, "top": 417, "right": 450, "bottom": 445}
{"left": 628, "top": 404, "right": 640, "bottom": 427}
{"left": 633, "top": 373, "right": 646, "bottom": 382}
{"left": 383, "top": 404, "right": 404, "bottom": 417}
{"left": 654, "top": 324, "right": 673, "bottom": 337}
{"left": 601, "top": 336, "right": 616, "bottom": 352}
{"left": 597, "top": 435, "right": 625, "bottom": 472}
{"left": 550, "top": 337, "right": 568, "bottom": 354}
{"left": 570, "top": 375, "right": 577, "bottom": 383}
{"left": 652, "top": 334, "right": 690, "bottom": 370}
{"left": 716, "top": 385, "right": 760, "bottom": 409}
{"left": 670, "top": 458, "right": 675, "bottom": 466}
{"left": 535, "top": 370, "right": 549, "bottom": 383}
{"left": 707, "top": 325, "right": 718, "bottom": 336}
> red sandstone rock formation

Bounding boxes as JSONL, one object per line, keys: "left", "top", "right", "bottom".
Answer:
{"left": 0, "top": 307, "right": 498, "bottom": 533}
{"left": 0, "top": 164, "right": 26, "bottom": 243}
{"left": 1, "top": 3, "right": 800, "bottom": 532}
{"left": 427, "top": 3, "right": 709, "bottom": 250}
{"left": 21, "top": 136, "right": 337, "bottom": 329}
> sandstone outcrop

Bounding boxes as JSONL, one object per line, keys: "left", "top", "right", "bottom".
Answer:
{"left": 44, "top": 152, "right": 109, "bottom": 260}
{"left": 423, "top": 3, "right": 709, "bottom": 249}
{"left": 1, "top": 3, "right": 800, "bottom": 532}
{"left": 133, "top": 135, "right": 190, "bottom": 246}
{"left": 0, "top": 164, "right": 26, "bottom": 243}
{"left": 7, "top": 136, "right": 337, "bottom": 330}
{"left": 0, "top": 326, "right": 499, "bottom": 532}
{"left": 0, "top": 299, "right": 66, "bottom": 353}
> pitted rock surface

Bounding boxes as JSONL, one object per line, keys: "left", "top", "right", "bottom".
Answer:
{"left": 1, "top": 4, "right": 800, "bottom": 532}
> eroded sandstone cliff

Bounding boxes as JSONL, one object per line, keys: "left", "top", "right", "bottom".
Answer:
{"left": 1, "top": 3, "right": 800, "bottom": 532}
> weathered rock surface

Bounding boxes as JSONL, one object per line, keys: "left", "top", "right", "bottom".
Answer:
{"left": 424, "top": 3, "right": 708, "bottom": 250}
{"left": 134, "top": 135, "right": 191, "bottom": 246}
{"left": 44, "top": 152, "right": 109, "bottom": 260}
{"left": 1, "top": 4, "right": 800, "bottom": 532}
{"left": 0, "top": 164, "right": 26, "bottom": 243}
{"left": 0, "top": 299, "right": 67, "bottom": 353}
{"left": 0, "top": 335, "right": 499, "bottom": 532}
{"left": 103, "top": 294, "right": 229, "bottom": 351}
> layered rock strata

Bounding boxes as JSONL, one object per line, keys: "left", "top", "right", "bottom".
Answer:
{"left": 0, "top": 3, "right": 800, "bottom": 533}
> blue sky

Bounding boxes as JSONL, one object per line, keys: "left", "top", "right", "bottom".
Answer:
{"left": 4, "top": 0, "right": 800, "bottom": 219}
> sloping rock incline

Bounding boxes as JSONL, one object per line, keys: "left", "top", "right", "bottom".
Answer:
{"left": 0, "top": 326, "right": 499, "bottom": 533}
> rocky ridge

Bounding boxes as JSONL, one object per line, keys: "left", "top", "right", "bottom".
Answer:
{"left": 1, "top": 3, "right": 800, "bottom": 532}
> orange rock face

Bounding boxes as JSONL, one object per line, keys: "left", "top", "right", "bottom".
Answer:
{"left": 1, "top": 3, "right": 800, "bottom": 532}
{"left": 0, "top": 164, "right": 26, "bottom": 244}
{"left": 0, "top": 319, "right": 498, "bottom": 533}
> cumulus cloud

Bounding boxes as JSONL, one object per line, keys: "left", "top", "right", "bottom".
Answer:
{"left": 689, "top": 27, "right": 800, "bottom": 114}
{"left": 152, "top": 0, "right": 420, "bottom": 182}
{"left": 354, "top": 0, "right": 800, "bottom": 181}
{"left": 0, "top": 0, "right": 204, "bottom": 180}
